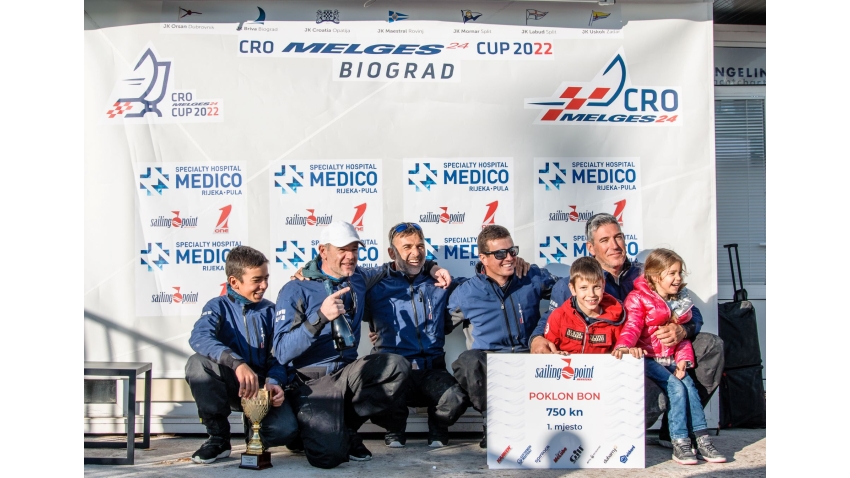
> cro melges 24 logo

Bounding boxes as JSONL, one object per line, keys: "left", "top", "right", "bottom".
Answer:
{"left": 525, "top": 48, "right": 681, "bottom": 125}
{"left": 103, "top": 44, "right": 223, "bottom": 123}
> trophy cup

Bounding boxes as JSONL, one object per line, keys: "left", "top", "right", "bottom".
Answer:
{"left": 239, "top": 389, "right": 273, "bottom": 470}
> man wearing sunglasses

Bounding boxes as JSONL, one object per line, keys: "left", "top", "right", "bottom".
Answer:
{"left": 363, "top": 222, "right": 471, "bottom": 449}
{"left": 272, "top": 221, "right": 412, "bottom": 469}
{"left": 528, "top": 213, "right": 725, "bottom": 451}
{"left": 448, "top": 224, "right": 559, "bottom": 448}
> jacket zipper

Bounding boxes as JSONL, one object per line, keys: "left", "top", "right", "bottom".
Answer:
{"left": 410, "top": 284, "right": 425, "bottom": 354}
{"left": 489, "top": 282, "right": 517, "bottom": 349}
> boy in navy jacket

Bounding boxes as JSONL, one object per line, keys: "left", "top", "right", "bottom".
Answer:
{"left": 185, "top": 246, "right": 297, "bottom": 464}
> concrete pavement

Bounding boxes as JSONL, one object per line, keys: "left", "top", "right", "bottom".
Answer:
{"left": 84, "top": 428, "right": 766, "bottom": 477}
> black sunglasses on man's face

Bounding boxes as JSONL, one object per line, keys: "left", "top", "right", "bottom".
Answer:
{"left": 482, "top": 246, "right": 519, "bottom": 260}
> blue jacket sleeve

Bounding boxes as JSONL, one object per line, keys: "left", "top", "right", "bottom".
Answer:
{"left": 530, "top": 276, "right": 572, "bottom": 340}
{"left": 188, "top": 302, "right": 245, "bottom": 370}
{"left": 357, "top": 264, "right": 388, "bottom": 291}
{"left": 684, "top": 305, "right": 703, "bottom": 340}
{"left": 272, "top": 284, "right": 328, "bottom": 368}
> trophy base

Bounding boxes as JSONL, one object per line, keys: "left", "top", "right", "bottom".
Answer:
{"left": 239, "top": 451, "right": 272, "bottom": 470}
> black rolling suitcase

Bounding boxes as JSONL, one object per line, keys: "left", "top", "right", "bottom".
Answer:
{"left": 717, "top": 244, "right": 766, "bottom": 429}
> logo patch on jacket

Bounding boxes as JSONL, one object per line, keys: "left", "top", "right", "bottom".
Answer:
{"left": 565, "top": 328, "right": 584, "bottom": 341}
{"left": 589, "top": 333, "right": 608, "bottom": 344}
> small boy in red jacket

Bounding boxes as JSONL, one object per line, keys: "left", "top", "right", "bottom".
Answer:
{"left": 544, "top": 257, "right": 641, "bottom": 356}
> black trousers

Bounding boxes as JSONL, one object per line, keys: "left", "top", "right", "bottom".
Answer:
{"left": 378, "top": 363, "right": 470, "bottom": 438}
{"left": 184, "top": 353, "right": 298, "bottom": 448}
{"left": 451, "top": 349, "right": 489, "bottom": 418}
{"left": 287, "top": 353, "right": 411, "bottom": 469}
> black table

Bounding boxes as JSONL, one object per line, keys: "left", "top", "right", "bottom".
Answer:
{"left": 84, "top": 362, "right": 152, "bottom": 465}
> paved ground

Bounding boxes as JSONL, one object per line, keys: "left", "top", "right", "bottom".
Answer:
{"left": 84, "top": 428, "right": 765, "bottom": 477}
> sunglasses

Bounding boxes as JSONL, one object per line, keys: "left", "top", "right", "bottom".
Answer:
{"left": 389, "top": 222, "right": 422, "bottom": 240}
{"left": 482, "top": 246, "right": 519, "bottom": 260}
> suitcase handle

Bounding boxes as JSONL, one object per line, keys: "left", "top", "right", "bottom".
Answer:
{"left": 723, "top": 244, "right": 747, "bottom": 302}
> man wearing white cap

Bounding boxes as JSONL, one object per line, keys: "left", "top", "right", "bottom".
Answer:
{"left": 272, "top": 221, "right": 411, "bottom": 469}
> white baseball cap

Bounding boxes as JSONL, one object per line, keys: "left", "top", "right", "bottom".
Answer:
{"left": 320, "top": 221, "right": 364, "bottom": 247}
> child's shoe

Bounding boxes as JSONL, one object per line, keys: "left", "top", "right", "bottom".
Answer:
{"left": 671, "top": 438, "right": 698, "bottom": 465}
{"left": 695, "top": 435, "right": 727, "bottom": 463}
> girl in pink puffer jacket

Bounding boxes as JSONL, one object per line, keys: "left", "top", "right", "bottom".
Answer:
{"left": 613, "top": 248, "right": 726, "bottom": 465}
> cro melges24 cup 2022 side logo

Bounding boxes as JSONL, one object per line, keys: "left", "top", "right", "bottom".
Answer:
{"left": 525, "top": 48, "right": 682, "bottom": 126}
{"left": 103, "top": 44, "right": 224, "bottom": 123}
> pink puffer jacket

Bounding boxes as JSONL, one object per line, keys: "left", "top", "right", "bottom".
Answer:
{"left": 613, "top": 275, "right": 695, "bottom": 364}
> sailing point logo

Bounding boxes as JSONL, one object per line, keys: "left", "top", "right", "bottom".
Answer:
{"left": 420, "top": 206, "right": 465, "bottom": 225}
{"left": 482, "top": 201, "right": 498, "bottom": 228}
{"left": 151, "top": 286, "right": 199, "bottom": 304}
{"left": 525, "top": 49, "right": 682, "bottom": 125}
{"left": 539, "top": 236, "right": 569, "bottom": 264}
{"left": 104, "top": 45, "right": 223, "bottom": 123}
{"left": 141, "top": 243, "right": 170, "bottom": 271}
{"left": 149, "top": 210, "right": 198, "bottom": 228}
{"left": 285, "top": 208, "right": 333, "bottom": 226}
{"left": 549, "top": 206, "right": 594, "bottom": 223}
{"left": 407, "top": 163, "right": 438, "bottom": 192}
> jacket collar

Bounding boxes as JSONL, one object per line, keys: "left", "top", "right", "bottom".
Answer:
{"left": 302, "top": 258, "right": 344, "bottom": 283}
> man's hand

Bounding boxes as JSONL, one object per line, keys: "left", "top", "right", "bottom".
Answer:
{"left": 266, "top": 383, "right": 285, "bottom": 407}
{"left": 235, "top": 363, "right": 259, "bottom": 399}
{"left": 674, "top": 360, "right": 687, "bottom": 379}
{"left": 320, "top": 287, "right": 351, "bottom": 321}
{"left": 430, "top": 266, "right": 452, "bottom": 289}
{"left": 530, "top": 336, "right": 566, "bottom": 355}
{"left": 368, "top": 331, "right": 379, "bottom": 346}
{"left": 515, "top": 257, "right": 530, "bottom": 278}
{"left": 290, "top": 267, "right": 305, "bottom": 281}
{"left": 654, "top": 323, "right": 686, "bottom": 347}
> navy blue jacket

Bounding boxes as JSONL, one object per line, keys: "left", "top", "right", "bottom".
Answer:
{"left": 272, "top": 259, "right": 383, "bottom": 380}
{"left": 449, "top": 263, "right": 557, "bottom": 352}
{"left": 364, "top": 262, "right": 461, "bottom": 369}
{"left": 188, "top": 294, "right": 288, "bottom": 385}
{"left": 531, "top": 258, "right": 703, "bottom": 341}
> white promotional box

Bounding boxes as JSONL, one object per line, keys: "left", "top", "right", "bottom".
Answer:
{"left": 486, "top": 354, "right": 645, "bottom": 469}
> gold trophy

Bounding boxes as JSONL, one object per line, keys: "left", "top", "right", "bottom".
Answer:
{"left": 239, "top": 389, "right": 273, "bottom": 470}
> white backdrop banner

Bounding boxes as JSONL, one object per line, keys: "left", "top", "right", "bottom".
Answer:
{"left": 84, "top": 0, "right": 717, "bottom": 382}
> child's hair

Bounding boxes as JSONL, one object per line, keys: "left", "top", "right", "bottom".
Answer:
{"left": 643, "top": 248, "right": 687, "bottom": 296}
{"left": 225, "top": 246, "right": 269, "bottom": 281}
{"left": 569, "top": 256, "right": 605, "bottom": 286}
